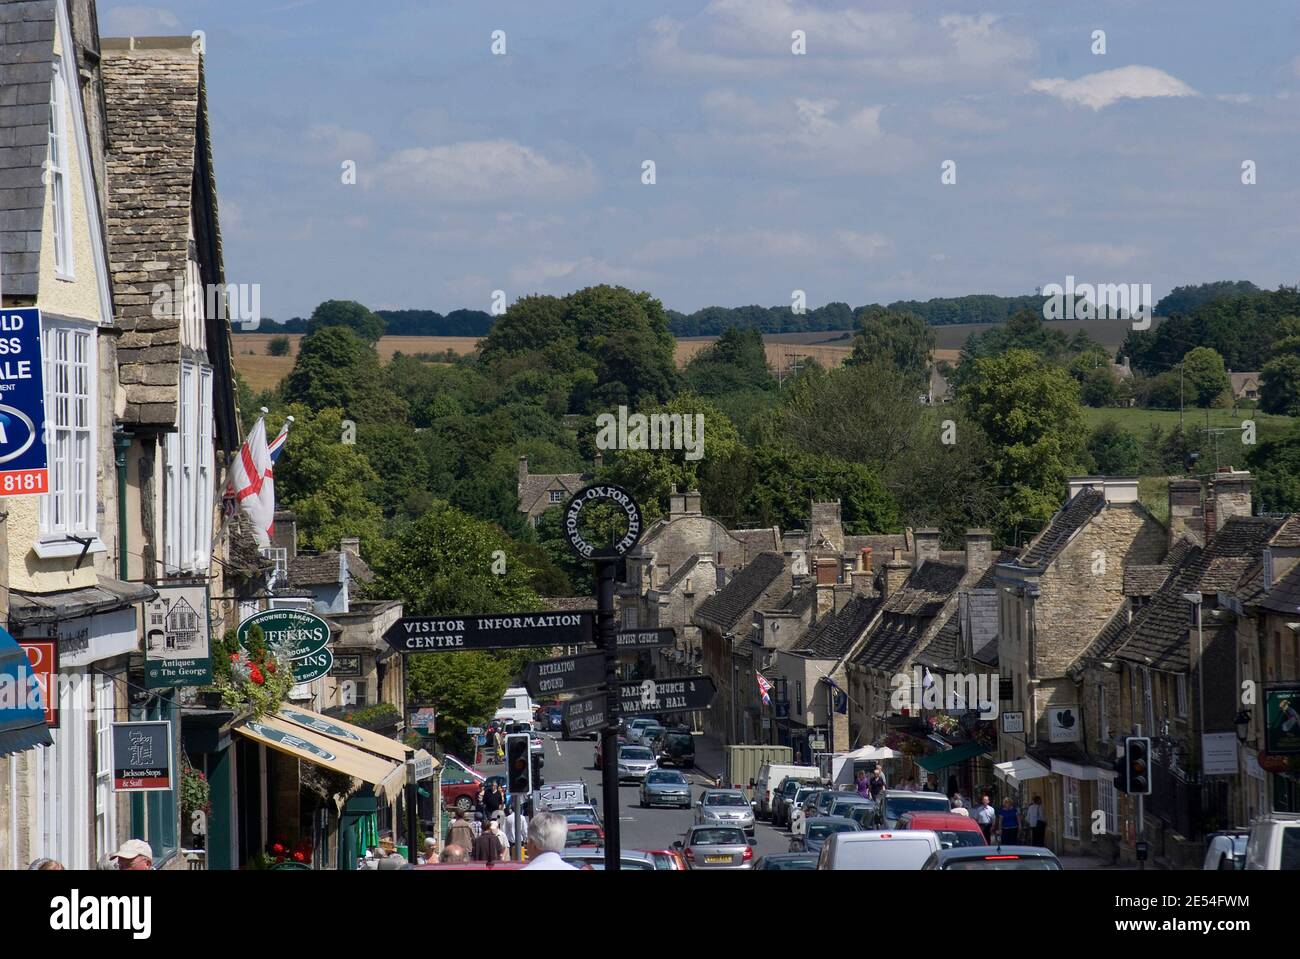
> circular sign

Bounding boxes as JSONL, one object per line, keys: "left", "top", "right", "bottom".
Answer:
{"left": 237, "top": 609, "right": 332, "bottom": 660}
{"left": 562, "top": 483, "right": 643, "bottom": 560}
{"left": 0, "top": 404, "right": 37, "bottom": 464}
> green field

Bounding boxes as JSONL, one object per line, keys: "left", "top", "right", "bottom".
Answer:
{"left": 1081, "top": 406, "right": 1297, "bottom": 447}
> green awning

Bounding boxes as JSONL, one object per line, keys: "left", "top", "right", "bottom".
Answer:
{"left": 916, "top": 741, "right": 989, "bottom": 773}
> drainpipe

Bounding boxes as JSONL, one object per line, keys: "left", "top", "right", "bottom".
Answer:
{"left": 114, "top": 431, "right": 133, "bottom": 580}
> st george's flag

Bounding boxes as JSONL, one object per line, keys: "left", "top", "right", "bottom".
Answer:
{"left": 226, "top": 417, "right": 290, "bottom": 548}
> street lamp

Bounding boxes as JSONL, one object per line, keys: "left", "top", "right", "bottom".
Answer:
{"left": 1235, "top": 709, "right": 1251, "bottom": 744}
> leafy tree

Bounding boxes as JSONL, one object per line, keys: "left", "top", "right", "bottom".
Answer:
{"left": 733, "top": 446, "right": 899, "bottom": 534}
{"left": 890, "top": 411, "right": 1001, "bottom": 544}
{"left": 406, "top": 651, "right": 512, "bottom": 756}
{"left": 682, "top": 327, "right": 775, "bottom": 396}
{"left": 267, "top": 336, "right": 291, "bottom": 357}
{"left": 1248, "top": 427, "right": 1300, "bottom": 513}
{"left": 269, "top": 405, "right": 385, "bottom": 554}
{"left": 356, "top": 420, "right": 430, "bottom": 516}
{"left": 1154, "top": 281, "right": 1260, "bottom": 317}
{"left": 958, "top": 349, "right": 1086, "bottom": 539}
{"left": 847, "top": 305, "right": 934, "bottom": 387}
{"left": 1087, "top": 421, "right": 1145, "bottom": 474}
{"left": 1260, "top": 317, "right": 1300, "bottom": 415}
{"left": 1180, "top": 347, "right": 1230, "bottom": 408}
{"left": 1068, "top": 350, "right": 1119, "bottom": 407}
{"left": 533, "top": 508, "right": 594, "bottom": 595}
{"left": 307, "top": 299, "right": 386, "bottom": 344}
{"left": 282, "top": 325, "right": 407, "bottom": 423}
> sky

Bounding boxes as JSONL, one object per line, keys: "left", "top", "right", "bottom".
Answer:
{"left": 98, "top": 0, "right": 1300, "bottom": 320}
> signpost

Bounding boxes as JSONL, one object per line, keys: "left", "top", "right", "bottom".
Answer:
{"left": 615, "top": 676, "right": 718, "bottom": 716}
{"left": 110, "top": 720, "right": 174, "bottom": 792}
{"left": 523, "top": 651, "right": 607, "bottom": 698}
{"left": 616, "top": 628, "right": 676, "bottom": 650}
{"left": 382, "top": 612, "right": 593, "bottom": 653}
{"left": 0, "top": 307, "right": 49, "bottom": 496}
{"left": 237, "top": 608, "right": 334, "bottom": 685}
{"left": 562, "top": 693, "right": 608, "bottom": 738}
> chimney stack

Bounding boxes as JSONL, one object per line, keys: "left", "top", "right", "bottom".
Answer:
{"left": 1207, "top": 468, "right": 1253, "bottom": 538}
{"left": 517, "top": 455, "right": 529, "bottom": 493}
{"left": 1167, "top": 477, "right": 1202, "bottom": 546}
{"left": 964, "top": 529, "right": 992, "bottom": 575}
{"left": 684, "top": 489, "right": 702, "bottom": 514}
{"left": 859, "top": 547, "right": 873, "bottom": 573}
{"left": 915, "top": 529, "right": 941, "bottom": 567}
{"left": 669, "top": 484, "right": 687, "bottom": 518}
{"left": 882, "top": 547, "right": 910, "bottom": 597}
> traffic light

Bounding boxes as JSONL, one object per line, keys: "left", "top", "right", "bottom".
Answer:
{"left": 1123, "top": 736, "right": 1151, "bottom": 795}
{"left": 506, "top": 733, "right": 531, "bottom": 794}
{"left": 531, "top": 752, "right": 544, "bottom": 788}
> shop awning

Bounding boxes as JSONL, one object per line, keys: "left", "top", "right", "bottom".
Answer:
{"left": 235, "top": 715, "right": 408, "bottom": 801}
{"left": 277, "top": 705, "right": 431, "bottom": 767}
{"left": 994, "top": 757, "right": 1050, "bottom": 785}
{"left": 1049, "top": 757, "right": 1115, "bottom": 782}
{"left": 916, "top": 741, "right": 989, "bottom": 773}
{"left": 0, "top": 627, "right": 53, "bottom": 758}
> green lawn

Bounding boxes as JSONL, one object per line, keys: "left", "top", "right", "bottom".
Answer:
{"left": 1081, "top": 406, "right": 1297, "bottom": 446}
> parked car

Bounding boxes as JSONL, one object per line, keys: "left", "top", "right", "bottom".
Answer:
{"left": 624, "top": 718, "right": 659, "bottom": 743}
{"left": 639, "top": 724, "right": 667, "bottom": 749}
{"left": 695, "top": 788, "right": 756, "bottom": 834}
{"left": 818, "top": 829, "right": 942, "bottom": 870}
{"left": 878, "top": 790, "right": 952, "bottom": 829}
{"left": 565, "top": 823, "right": 606, "bottom": 848}
{"left": 540, "top": 706, "right": 564, "bottom": 732}
{"left": 1245, "top": 816, "right": 1300, "bottom": 870}
{"left": 921, "top": 845, "right": 1063, "bottom": 870}
{"left": 1203, "top": 830, "right": 1249, "bottom": 870}
{"left": 641, "top": 769, "right": 693, "bottom": 809}
{"left": 616, "top": 744, "right": 658, "bottom": 782}
{"left": 778, "top": 783, "right": 823, "bottom": 828}
{"left": 754, "top": 853, "right": 819, "bottom": 870}
{"left": 593, "top": 730, "right": 629, "bottom": 768}
{"left": 796, "top": 816, "right": 861, "bottom": 855}
{"left": 828, "top": 794, "right": 879, "bottom": 827}
{"left": 755, "top": 764, "right": 821, "bottom": 820}
{"left": 439, "top": 755, "right": 486, "bottom": 812}
{"left": 657, "top": 728, "right": 696, "bottom": 768}
{"left": 553, "top": 804, "right": 602, "bottom": 828}
{"left": 673, "top": 825, "right": 756, "bottom": 870}
{"left": 897, "top": 812, "right": 987, "bottom": 848}
{"left": 813, "top": 789, "right": 845, "bottom": 818}
{"left": 563, "top": 850, "right": 658, "bottom": 870}
{"left": 644, "top": 848, "right": 688, "bottom": 871}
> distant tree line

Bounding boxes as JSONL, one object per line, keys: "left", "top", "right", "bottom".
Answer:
{"left": 234, "top": 307, "right": 494, "bottom": 337}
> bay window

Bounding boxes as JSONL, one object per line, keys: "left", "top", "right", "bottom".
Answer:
{"left": 39, "top": 320, "right": 96, "bottom": 544}
{"left": 164, "top": 361, "right": 215, "bottom": 572}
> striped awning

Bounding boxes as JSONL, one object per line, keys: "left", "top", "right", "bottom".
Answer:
{"left": 235, "top": 715, "right": 408, "bottom": 801}
{"left": 0, "top": 626, "right": 53, "bottom": 758}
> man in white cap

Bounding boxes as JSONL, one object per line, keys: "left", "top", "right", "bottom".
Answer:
{"left": 112, "top": 839, "right": 154, "bottom": 870}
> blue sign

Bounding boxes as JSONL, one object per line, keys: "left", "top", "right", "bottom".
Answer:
{"left": 0, "top": 308, "right": 47, "bottom": 496}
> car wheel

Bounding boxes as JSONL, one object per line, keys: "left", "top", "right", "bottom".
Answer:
{"left": 455, "top": 796, "right": 473, "bottom": 812}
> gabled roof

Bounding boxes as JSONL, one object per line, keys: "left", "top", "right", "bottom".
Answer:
{"left": 1260, "top": 562, "right": 1300, "bottom": 615}
{"left": 1111, "top": 516, "right": 1282, "bottom": 671}
{"left": 852, "top": 561, "right": 967, "bottom": 671}
{"left": 289, "top": 550, "right": 374, "bottom": 588}
{"left": 694, "top": 552, "right": 785, "bottom": 633}
{"left": 658, "top": 554, "right": 699, "bottom": 594}
{"left": 1124, "top": 565, "right": 1172, "bottom": 597}
{"left": 1015, "top": 488, "right": 1106, "bottom": 568}
{"left": 1270, "top": 516, "right": 1300, "bottom": 549}
{"left": 794, "top": 594, "right": 882, "bottom": 658}
{"left": 0, "top": 0, "right": 56, "bottom": 299}
{"left": 518, "top": 472, "right": 586, "bottom": 514}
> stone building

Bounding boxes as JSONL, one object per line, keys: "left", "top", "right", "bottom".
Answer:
{"left": 515, "top": 454, "right": 592, "bottom": 527}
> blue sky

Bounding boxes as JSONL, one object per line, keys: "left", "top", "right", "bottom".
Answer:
{"left": 99, "top": 0, "right": 1300, "bottom": 320}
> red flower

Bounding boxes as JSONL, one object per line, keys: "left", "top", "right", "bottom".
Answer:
{"left": 229, "top": 653, "right": 239, "bottom": 662}
{"left": 271, "top": 842, "right": 285, "bottom": 854}
{"left": 293, "top": 851, "right": 305, "bottom": 862}
{"left": 249, "top": 665, "right": 265, "bottom": 685}
{"left": 274, "top": 855, "right": 284, "bottom": 863}
{"left": 266, "top": 661, "right": 276, "bottom": 674}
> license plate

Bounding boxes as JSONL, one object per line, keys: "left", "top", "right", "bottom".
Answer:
{"left": 705, "top": 856, "right": 730, "bottom": 863}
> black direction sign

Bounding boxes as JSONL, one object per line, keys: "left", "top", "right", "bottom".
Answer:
{"left": 562, "top": 693, "right": 608, "bottom": 737}
{"left": 616, "top": 628, "right": 675, "bottom": 650}
{"left": 383, "top": 612, "right": 594, "bottom": 654}
{"left": 524, "top": 651, "right": 606, "bottom": 699}
{"left": 617, "top": 676, "right": 717, "bottom": 715}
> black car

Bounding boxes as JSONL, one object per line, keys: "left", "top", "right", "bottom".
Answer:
{"left": 657, "top": 728, "right": 696, "bottom": 768}
{"left": 754, "top": 853, "right": 819, "bottom": 870}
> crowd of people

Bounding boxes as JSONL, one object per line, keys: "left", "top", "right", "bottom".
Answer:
{"left": 26, "top": 838, "right": 156, "bottom": 871}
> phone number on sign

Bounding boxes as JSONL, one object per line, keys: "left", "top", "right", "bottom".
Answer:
{"left": 0, "top": 470, "right": 47, "bottom": 494}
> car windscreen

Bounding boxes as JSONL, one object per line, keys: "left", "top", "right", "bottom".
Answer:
{"left": 646, "top": 771, "right": 686, "bottom": 784}
{"left": 566, "top": 828, "right": 602, "bottom": 845}
{"left": 886, "top": 795, "right": 952, "bottom": 818}
{"left": 663, "top": 734, "right": 693, "bottom": 752}
{"left": 690, "top": 828, "right": 745, "bottom": 846}
{"left": 762, "top": 857, "right": 818, "bottom": 870}
{"left": 832, "top": 800, "right": 871, "bottom": 816}
{"left": 807, "top": 821, "right": 857, "bottom": 840}
{"left": 836, "top": 839, "right": 935, "bottom": 870}
{"left": 944, "top": 857, "right": 1062, "bottom": 870}
{"left": 643, "top": 727, "right": 665, "bottom": 738}
{"left": 705, "top": 793, "right": 749, "bottom": 806}
{"left": 499, "top": 698, "right": 516, "bottom": 710}
{"left": 936, "top": 830, "right": 985, "bottom": 848}
{"left": 620, "top": 747, "right": 654, "bottom": 760}
{"left": 562, "top": 811, "right": 597, "bottom": 824}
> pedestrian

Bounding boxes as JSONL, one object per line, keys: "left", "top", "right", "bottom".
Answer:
{"left": 1027, "top": 794, "right": 1047, "bottom": 847}
{"left": 418, "top": 838, "right": 438, "bottom": 865}
{"left": 111, "top": 839, "right": 154, "bottom": 871}
{"left": 855, "top": 769, "right": 872, "bottom": 799}
{"left": 868, "top": 767, "right": 886, "bottom": 801}
{"left": 472, "top": 818, "right": 506, "bottom": 862}
{"left": 445, "top": 808, "right": 476, "bottom": 851}
{"left": 482, "top": 780, "right": 506, "bottom": 818}
{"left": 500, "top": 808, "right": 528, "bottom": 858}
{"left": 440, "top": 843, "right": 469, "bottom": 863}
{"left": 924, "top": 776, "right": 940, "bottom": 794}
{"left": 998, "top": 798, "right": 1021, "bottom": 845}
{"left": 494, "top": 729, "right": 505, "bottom": 763}
{"left": 520, "top": 812, "right": 577, "bottom": 870}
{"left": 949, "top": 797, "right": 970, "bottom": 817}
{"left": 27, "top": 858, "right": 63, "bottom": 870}
{"left": 972, "top": 794, "right": 996, "bottom": 843}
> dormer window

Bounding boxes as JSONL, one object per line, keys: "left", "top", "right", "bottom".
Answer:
{"left": 549, "top": 490, "right": 563, "bottom": 504}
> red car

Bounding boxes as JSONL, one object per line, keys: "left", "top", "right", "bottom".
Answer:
{"left": 440, "top": 754, "right": 486, "bottom": 812}
{"left": 897, "top": 812, "right": 988, "bottom": 848}
{"left": 643, "top": 848, "right": 687, "bottom": 871}
{"left": 565, "top": 823, "right": 606, "bottom": 848}
{"left": 593, "top": 733, "right": 628, "bottom": 768}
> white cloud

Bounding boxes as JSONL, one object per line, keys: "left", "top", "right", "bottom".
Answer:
{"left": 834, "top": 230, "right": 892, "bottom": 261}
{"left": 308, "top": 124, "right": 376, "bottom": 162}
{"left": 1046, "top": 243, "right": 1146, "bottom": 268}
{"left": 931, "top": 98, "right": 1009, "bottom": 133}
{"left": 369, "top": 140, "right": 595, "bottom": 203}
{"left": 635, "top": 228, "right": 889, "bottom": 265}
{"left": 102, "top": 5, "right": 181, "bottom": 35}
{"left": 1030, "top": 66, "right": 1198, "bottom": 110}
{"left": 508, "top": 257, "right": 649, "bottom": 291}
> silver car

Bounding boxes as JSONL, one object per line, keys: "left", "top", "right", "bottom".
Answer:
{"left": 675, "top": 825, "right": 754, "bottom": 869}
{"left": 616, "top": 744, "right": 658, "bottom": 782}
{"left": 695, "top": 788, "right": 755, "bottom": 834}
{"left": 640, "top": 768, "right": 692, "bottom": 808}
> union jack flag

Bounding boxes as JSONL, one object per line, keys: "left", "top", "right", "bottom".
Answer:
{"left": 756, "top": 672, "right": 773, "bottom": 706}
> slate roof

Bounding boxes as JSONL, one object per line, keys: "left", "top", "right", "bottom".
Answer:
{"left": 545, "top": 595, "right": 597, "bottom": 612}
{"left": 918, "top": 613, "right": 961, "bottom": 671}
{"left": 518, "top": 472, "right": 586, "bottom": 515}
{"left": 289, "top": 550, "right": 375, "bottom": 588}
{"left": 1270, "top": 516, "right": 1300, "bottom": 549}
{"left": 1016, "top": 488, "right": 1106, "bottom": 568}
{"left": 693, "top": 551, "right": 785, "bottom": 632}
{"left": 1260, "top": 562, "right": 1300, "bottom": 615}
{"left": 733, "top": 527, "right": 781, "bottom": 557}
{"left": 0, "top": 0, "right": 56, "bottom": 300}
{"left": 658, "top": 555, "right": 699, "bottom": 594}
{"left": 1110, "top": 516, "right": 1282, "bottom": 672}
{"left": 852, "top": 561, "right": 967, "bottom": 671}
{"left": 1124, "top": 565, "right": 1172, "bottom": 597}
{"left": 101, "top": 37, "right": 228, "bottom": 428}
{"left": 794, "top": 594, "right": 881, "bottom": 657}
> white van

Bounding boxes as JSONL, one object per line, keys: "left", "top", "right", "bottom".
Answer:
{"left": 817, "top": 830, "right": 942, "bottom": 870}
{"left": 1244, "top": 816, "right": 1300, "bottom": 870}
{"left": 755, "top": 763, "right": 822, "bottom": 820}
{"left": 494, "top": 687, "right": 535, "bottom": 727}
